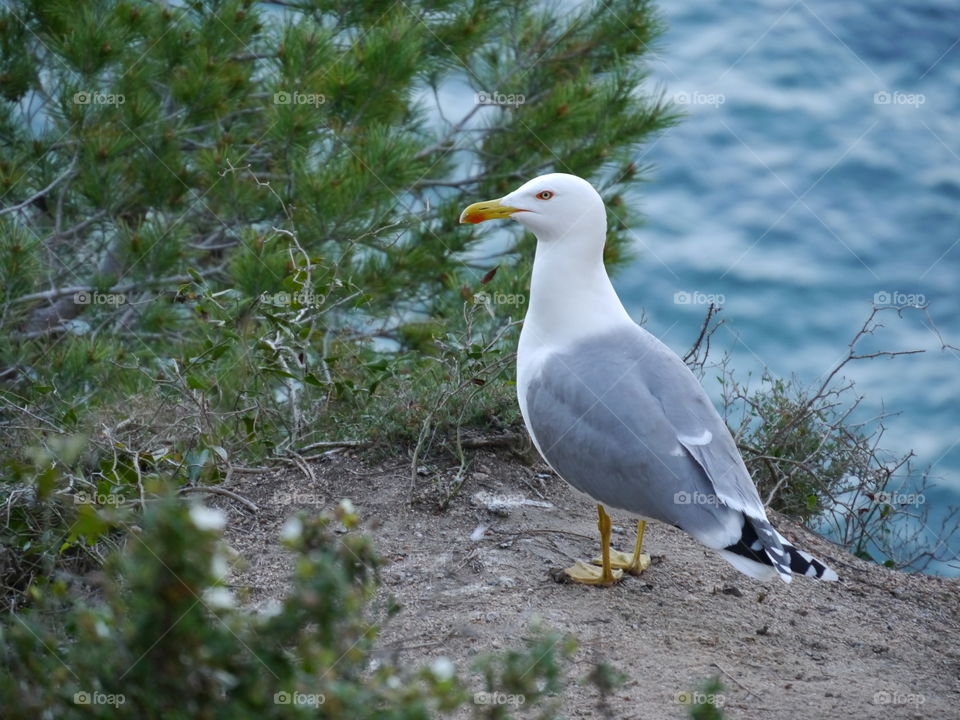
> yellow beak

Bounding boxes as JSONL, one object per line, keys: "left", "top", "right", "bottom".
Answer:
{"left": 459, "top": 198, "right": 524, "bottom": 224}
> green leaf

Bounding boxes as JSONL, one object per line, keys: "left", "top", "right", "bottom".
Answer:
{"left": 186, "top": 374, "right": 211, "bottom": 391}
{"left": 263, "top": 368, "right": 299, "bottom": 380}
{"left": 208, "top": 344, "right": 231, "bottom": 361}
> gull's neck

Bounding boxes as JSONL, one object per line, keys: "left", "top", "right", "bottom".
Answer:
{"left": 521, "top": 226, "right": 632, "bottom": 354}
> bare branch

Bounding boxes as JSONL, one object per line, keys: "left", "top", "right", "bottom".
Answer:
{"left": 0, "top": 158, "right": 77, "bottom": 217}
{"left": 12, "top": 266, "right": 225, "bottom": 305}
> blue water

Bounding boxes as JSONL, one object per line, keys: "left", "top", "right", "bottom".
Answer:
{"left": 618, "top": 0, "right": 959, "bottom": 574}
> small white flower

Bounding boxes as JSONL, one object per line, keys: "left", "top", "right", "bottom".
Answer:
{"left": 430, "top": 657, "right": 455, "bottom": 682}
{"left": 211, "top": 552, "right": 230, "bottom": 579}
{"left": 339, "top": 498, "right": 355, "bottom": 515}
{"left": 189, "top": 504, "right": 226, "bottom": 532}
{"left": 280, "top": 516, "right": 303, "bottom": 542}
{"left": 259, "top": 599, "right": 283, "bottom": 618}
{"left": 203, "top": 586, "right": 236, "bottom": 610}
{"left": 213, "top": 669, "right": 238, "bottom": 689}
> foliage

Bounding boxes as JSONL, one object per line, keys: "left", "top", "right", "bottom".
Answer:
{"left": 0, "top": 497, "right": 590, "bottom": 719}
{"left": 685, "top": 676, "right": 726, "bottom": 720}
{"left": 0, "top": 0, "right": 675, "bottom": 610}
{"left": 691, "top": 304, "right": 957, "bottom": 573}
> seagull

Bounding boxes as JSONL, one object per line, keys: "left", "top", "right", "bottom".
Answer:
{"left": 460, "top": 173, "right": 838, "bottom": 585}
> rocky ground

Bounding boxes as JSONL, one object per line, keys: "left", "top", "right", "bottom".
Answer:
{"left": 220, "top": 446, "right": 960, "bottom": 720}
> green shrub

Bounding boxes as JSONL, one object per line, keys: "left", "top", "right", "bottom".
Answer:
{"left": 0, "top": 0, "right": 676, "bottom": 610}
{"left": 1, "top": 496, "right": 585, "bottom": 719}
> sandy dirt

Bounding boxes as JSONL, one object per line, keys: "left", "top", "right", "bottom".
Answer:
{"left": 220, "top": 446, "right": 960, "bottom": 720}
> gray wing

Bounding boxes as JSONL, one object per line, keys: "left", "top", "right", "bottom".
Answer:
{"left": 524, "top": 324, "right": 767, "bottom": 540}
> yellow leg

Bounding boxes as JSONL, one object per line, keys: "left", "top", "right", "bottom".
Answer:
{"left": 563, "top": 505, "right": 623, "bottom": 585}
{"left": 592, "top": 519, "right": 650, "bottom": 576}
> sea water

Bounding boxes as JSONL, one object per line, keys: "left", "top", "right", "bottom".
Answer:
{"left": 627, "top": 0, "right": 959, "bottom": 574}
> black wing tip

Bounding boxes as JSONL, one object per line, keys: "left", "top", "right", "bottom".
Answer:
{"left": 725, "top": 516, "right": 839, "bottom": 582}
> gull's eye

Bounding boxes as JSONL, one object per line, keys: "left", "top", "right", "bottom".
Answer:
{"left": 535, "top": 190, "right": 554, "bottom": 200}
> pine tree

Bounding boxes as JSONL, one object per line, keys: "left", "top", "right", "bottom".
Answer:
{"left": 0, "top": 0, "right": 673, "bottom": 343}
{"left": 0, "top": 0, "right": 675, "bottom": 456}
{"left": 0, "top": 0, "right": 675, "bottom": 607}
